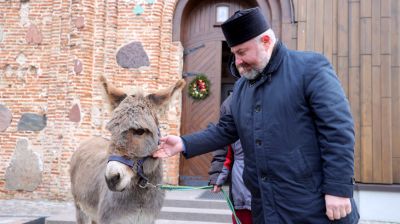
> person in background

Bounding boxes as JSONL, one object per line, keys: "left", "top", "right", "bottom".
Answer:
{"left": 154, "top": 7, "right": 359, "bottom": 224}
{"left": 209, "top": 95, "right": 252, "bottom": 224}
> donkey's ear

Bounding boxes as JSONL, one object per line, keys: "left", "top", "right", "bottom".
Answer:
{"left": 147, "top": 79, "right": 185, "bottom": 106}
{"left": 100, "top": 75, "right": 127, "bottom": 110}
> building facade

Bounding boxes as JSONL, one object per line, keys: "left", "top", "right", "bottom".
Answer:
{"left": 0, "top": 0, "right": 399, "bottom": 203}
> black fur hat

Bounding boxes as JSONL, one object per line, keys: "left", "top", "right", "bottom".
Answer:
{"left": 221, "top": 7, "right": 270, "bottom": 47}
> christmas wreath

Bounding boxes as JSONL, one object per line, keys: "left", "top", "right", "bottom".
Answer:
{"left": 188, "top": 74, "right": 210, "bottom": 100}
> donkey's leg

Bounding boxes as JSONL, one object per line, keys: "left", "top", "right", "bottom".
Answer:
{"left": 75, "top": 203, "right": 90, "bottom": 224}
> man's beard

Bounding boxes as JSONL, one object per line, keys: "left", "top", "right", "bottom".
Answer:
{"left": 239, "top": 67, "right": 262, "bottom": 80}
{"left": 238, "top": 54, "right": 270, "bottom": 80}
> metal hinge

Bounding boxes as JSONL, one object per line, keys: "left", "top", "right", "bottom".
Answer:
{"left": 182, "top": 72, "right": 202, "bottom": 78}
{"left": 183, "top": 44, "right": 205, "bottom": 57}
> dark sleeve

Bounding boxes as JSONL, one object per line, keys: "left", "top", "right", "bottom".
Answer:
{"left": 304, "top": 53, "right": 355, "bottom": 198}
{"left": 208, "top": 145, "right": 228, "bottom": 185}
{"left": 181, "top": 95, "right": 238, "bottom": 158}
{"left": 208, "top": 96, "right": 233, "bottom": 184}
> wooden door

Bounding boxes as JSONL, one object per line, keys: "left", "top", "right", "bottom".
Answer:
{"left": 179, "top": 40, "right": 222, "bottom": 185}
{"left": 177, "top": 0, "right": 258, "bottom": 186}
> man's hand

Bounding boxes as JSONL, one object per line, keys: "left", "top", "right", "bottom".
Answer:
{"left": 212, "top": 185, "right": 222, "bottom": 193}
{"left": 325, "top": 194, "right": 352, "bottom": 221}
{"left": 152, "top": 135, "right": 184, "bottom": 158}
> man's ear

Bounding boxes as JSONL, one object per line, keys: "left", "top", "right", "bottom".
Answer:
{"left": 100, "top": 75, "right": 127, "bottom": 110}
{"left": 261, "top": 35, "right": 272, "bottom": 51}
{"left": 262, "top": 35, "right": 270, "bottom": 43}
{"left": 147, "top": 79, "right": 186, "bottom": 107}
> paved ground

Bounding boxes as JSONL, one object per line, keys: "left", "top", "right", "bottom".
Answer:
{"left": 0, "top": 189, "right": 398, "bottom": 224}
{"left": 0, "top": 189, "right": 231, "bottom": 224}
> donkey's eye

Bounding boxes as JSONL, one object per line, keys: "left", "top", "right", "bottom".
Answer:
{"left": 133, "top": 128, "right": 145, "bottom": 135}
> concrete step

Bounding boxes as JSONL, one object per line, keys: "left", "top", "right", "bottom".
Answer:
{"left": 0, "top": 189, "right": 231, "bottom": 224}
{"left": 0, "top": 217, "right": 45, "bottom": 224}
{"left": 0, "top": 197, "right": 397, "bottom": 224}
{"left": 45, "top": 198, "right": 231, "bottom": 224}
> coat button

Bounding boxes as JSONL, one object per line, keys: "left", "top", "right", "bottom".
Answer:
{"left": 255, "top": 105, "right": 261, "bottom": 112}
{"left": 256, "top": 140, "right": 262, "bottom": 146}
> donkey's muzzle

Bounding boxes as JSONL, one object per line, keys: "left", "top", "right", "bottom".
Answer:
{"left": 105, "top": 173, "right": 123, "bottom": 191}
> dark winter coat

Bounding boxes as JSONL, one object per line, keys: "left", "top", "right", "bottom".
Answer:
{"left": 182, "top": 41, "right": 359, "bottom": 224}
{"left": 208, "top": 96, "right": 233, "bottom": 186}
{"left": 208, "top": 144, "right": 228, "bottom": 185}
{"left": 208, "top": 95, "right": 252, "bottom": 210}
{"left": 216, "top": 140, "right": 252, "bottom": 210}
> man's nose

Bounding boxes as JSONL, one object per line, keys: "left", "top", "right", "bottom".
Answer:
{"left": 235, "top": 57, "right": 243, "bottom": 65}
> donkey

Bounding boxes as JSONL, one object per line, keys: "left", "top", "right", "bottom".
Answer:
{"left": 70, "top": 76, "right": 185, "bottom": 224}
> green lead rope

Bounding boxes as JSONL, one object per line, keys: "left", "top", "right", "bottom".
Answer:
{"left": 221, "top": 188, "right": 241, "bottom": 224}
{"left": 159, "top": 185, "right": 213, "bottom": 191}
{"left": 159, "top": 185, "right": 241, "bottom": 224}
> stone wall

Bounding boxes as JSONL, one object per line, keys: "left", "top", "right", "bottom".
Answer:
{"left": 0, "top": 0, "right": 182, "bottom": 200}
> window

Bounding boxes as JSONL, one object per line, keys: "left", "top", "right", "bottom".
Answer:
{"left": 216, "top": 5, "right": 229, "bottom": 23}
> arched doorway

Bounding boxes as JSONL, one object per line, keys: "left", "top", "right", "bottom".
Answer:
{"left": 173, "top": 0, "right": 294, "bottom": 185}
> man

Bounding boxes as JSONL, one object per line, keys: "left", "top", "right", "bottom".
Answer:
{"left": 153, "top": 7, "right": 359, "bottom": 224}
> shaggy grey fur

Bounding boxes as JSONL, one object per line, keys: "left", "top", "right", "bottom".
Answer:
{"left": 70, "top": 76, "right": 185, "bottom": 224}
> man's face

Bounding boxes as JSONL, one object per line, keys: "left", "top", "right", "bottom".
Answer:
{"left": 231, "top": 38, "right": 270, "bottom": 80}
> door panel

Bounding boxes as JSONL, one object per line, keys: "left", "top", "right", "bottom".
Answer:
{"left": 179, "top": 40, "right": 222, "bottom": 185}
{"left": 179, "top": 0, "right": 256, "bottom": 186}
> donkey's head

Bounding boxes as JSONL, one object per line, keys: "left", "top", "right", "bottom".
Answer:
{"left": 101, "top": 76, "right": 185, "bottom": 191}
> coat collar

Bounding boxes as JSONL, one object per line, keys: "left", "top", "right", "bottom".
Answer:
{"left": 262, "top": 40, "right": 286, "bottom": 75}
{"left": 248, "top": 40, "right": 286, "bottom": 85}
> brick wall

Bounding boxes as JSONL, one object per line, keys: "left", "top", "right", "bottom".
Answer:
{"left": 0, "top": 0, "right": 182, "bottom": 200}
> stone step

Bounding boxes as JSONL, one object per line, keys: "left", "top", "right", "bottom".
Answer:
{"left": 45, "top": 199, "right": 231, "bottom": 224}
{"left": 163, "top": 199, "right": 229, "bottom": 210}
{"left": 0, "top": 189, "right": 233, "bottom": 224}
{"left": 0, "top": 217, "right": 44, "bottom": 224}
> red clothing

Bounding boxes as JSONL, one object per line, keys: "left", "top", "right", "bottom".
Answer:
{"left": 223, "top": 145, "right": 234, "bottom": 170}
{"left": 232, "top": 209, "right": 252, "bottom": 224}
